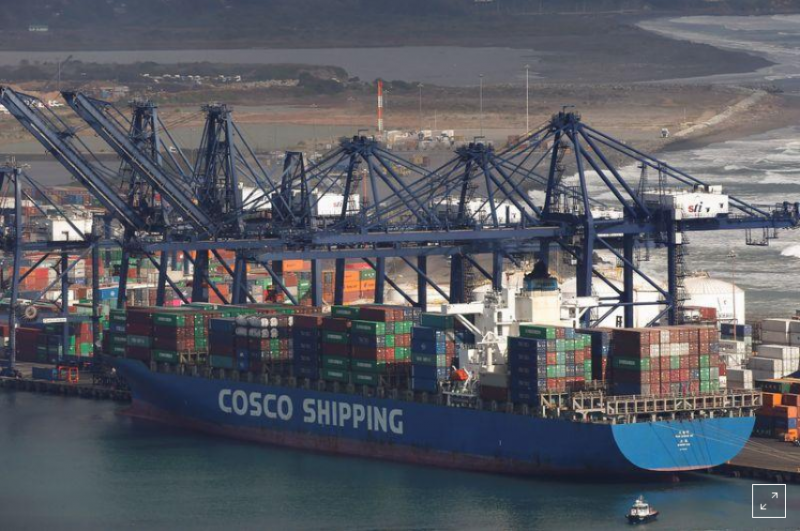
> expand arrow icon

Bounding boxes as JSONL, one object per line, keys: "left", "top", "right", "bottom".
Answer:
{"left": 760, "top": 504, "right": 767, "bottom": 511}
{"left": 772, "top": 492, "right": 779, "bottom": 499}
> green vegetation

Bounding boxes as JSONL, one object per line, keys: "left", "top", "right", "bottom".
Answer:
{"left": 0, "top": 60, "right": 348, "bottom": 84}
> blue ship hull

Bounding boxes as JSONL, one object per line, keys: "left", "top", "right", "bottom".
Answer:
{"left": 115, "top": 359, "right": 755, "bottom": 477}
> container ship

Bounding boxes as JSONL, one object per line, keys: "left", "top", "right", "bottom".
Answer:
{"left": 110, "top": 271, "right": 760, "bottom": 478}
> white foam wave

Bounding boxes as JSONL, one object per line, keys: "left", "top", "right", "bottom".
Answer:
{"left": 780, "top": 245, "right": 800, "bottom": 259}
{"left": 761, "top": 171, "right": 800, "bottom": 185}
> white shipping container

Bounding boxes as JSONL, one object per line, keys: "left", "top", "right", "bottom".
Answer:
{"left": 642, "top": 191, "right": 729, "bottom": 218}
{"left": 757, "top": 344, "right": 800, "bottom": 359}
{"left": 760, "top": 330, "right": 790, "bottom": 345}
{"left": 761, "top": 318, "right": 793, "bottom": 333}
{"left": 314, "top": 193, "right": 361, "bottom": 218}
{"left": 48, "top": 218, "right": 94, "bottom": 241}
{"left": 749, "top": 356, "right": 783, "bottom": 373}
{"left": 719, "top": 339, "right": 747, "bottom": 354}
{"left": 788, "top": 319, "right": 800, "bottom": 334}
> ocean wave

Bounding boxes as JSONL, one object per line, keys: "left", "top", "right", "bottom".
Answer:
{"left": 780, "top": 245, "right": 800, "bottom": 259}
{"left": 761, "top": 171, "right": 800, "bottom": 185}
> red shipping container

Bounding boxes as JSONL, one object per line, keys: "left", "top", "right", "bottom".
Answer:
{"left": 321, "top": 343, "right": 350, "bottom": 357}
{"left": 480, "top": 385, "right": 508, "bottom": 402}
{"left": 321, "top": 317, "right": 350, "bottom": 332}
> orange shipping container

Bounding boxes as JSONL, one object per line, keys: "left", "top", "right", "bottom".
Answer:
{"left": 762, "top": 393, "right": 782, "bottom": 408}
{"left": 344, "top": 270, "right": 360, "bottom": 282}
{"left": 361, "top": 279, "right": 377, "bottom": 289}
{"left": 344, "top": 280, "right": 360, "bottom": 292}
{"left": 283, "top": 260, "right": 310, "bottom": 272}
{"left": 777, "top": 405, "right": 798, "bottom": 419}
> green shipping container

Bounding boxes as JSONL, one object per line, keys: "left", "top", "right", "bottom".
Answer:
{"left": 519, "top": 324, "right": 556, "bottom": 340}
{"left": 395, "top": 347, "right": 410, "bottom": 360}
{"left": 331, "top": 305, "right": 360, "bottom": 319}
{"left": 700, "top": 381, "right": 711, "bottom": 393}
{"left": 152, "top": 350, "right": 180, "bottom": 364}
{"left": 322, "top": 331, "right": 349, "bottom": 344}
{"left": 420, "top": 313, "right": 454, "bottom": 330}
{"left": 612, "top": 357, "right": 650, "bottom": 371}
{"left": 700, "top": 367, "right": 711, "bottom": 381}
{"left": 352, "top": 371, "right": 379, "bottom": 386}
{"left": 360, "top": 269, "right": 377, "bottom": 280}
{"left": 322, "top": 356, "right": 350, "bottom": 370}
{"left": 546, "top": 365, "right": 557, "bottom": 378}
{"left": 209, "top": 355, "right": 234, "bottom": 369}
{"left": 385, "top": 335, "right": 395, "bottom": 347}
{"left": 411, "top": 352, "right": 447, "bottom": 366}
{"left": 351, "top": 359, "right": 386, "bottom": 373}
{"left": 110, "top": 333, "right": 127, "bottom": 346}
{"left": 321, "top": 368, "right": 350, "bottom": 383}
{"left": 110, "top": 345, "right": 126, "bottom": 356}
{"left": 699, "top": 355, "right": 710, "bottom": 368}
{"left": 152, "top": 313, "right": 186, "bottom": 327}
{"left": 127, "top": 335, "right": 152, "bottom": 348}
{"left": 351, "top": 320, "right": 386, "bottom": 335}
{"left": 670, "top": 356, "right": 681, "bottom": 370}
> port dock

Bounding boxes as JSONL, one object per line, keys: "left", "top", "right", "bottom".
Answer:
{"left": 715, "top": 439, "right": 800, "bottom": 484}
{"left": 0, "top": 362, "right": 130, "bottom": 402}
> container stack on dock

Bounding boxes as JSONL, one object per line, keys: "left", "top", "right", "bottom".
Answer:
{"left": 750, "top": 344, "right": 800, "bottom": 381}
{"left": 610, "top": 326, "right": 721, "bottom": 396}
{"left": 754, "top": 378, "right": 800, "bottom": 442}
{"left": 746, "top": 319, "right": 800, "bottom": 380}
{"left": 12, "top": 320, "right": 95, "bottom": 364}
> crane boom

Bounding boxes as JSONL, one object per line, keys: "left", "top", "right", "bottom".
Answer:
{"left": 0, "top": 86, "right": 147, "bottom": 231}
{"left": 62, "top": 91, "right": 215, "bottom": 234}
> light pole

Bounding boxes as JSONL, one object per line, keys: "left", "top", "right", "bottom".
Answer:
{"left": 479, "top": 74, "right": 484, "bottom": 137}
{"left": 418, "top": 83, "right": 423, "bottom": 132}
{"left": 525, "top": 64, "right": 530, "bottom": 133}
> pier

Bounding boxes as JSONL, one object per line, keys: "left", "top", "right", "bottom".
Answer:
{"left": 714, "top": 439, "right": 800, "bottom": 484}
{"left": 0, "top": 362, "right": 130, "bottom": 402}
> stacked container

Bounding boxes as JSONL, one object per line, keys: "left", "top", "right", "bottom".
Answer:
{"left": 577, "top": 327, "right": 611, "bottom": 381}
{"left": 507, "top": 325, "right": 592, "bottom": 403}
{"left": 234, "top": 313, "right": 294, "bottom": 372}
{"left": 293, "top": 314, "right": 324, "bottom": 380}
{"left": 719, "top": 323, "right": 752, "bottom": 369}
{"left": 320, "top": 315, "right": 351, "bottom": 384}
{"left": 610, "top": 325, "right": 721, "bottom": 396}
{"left": 754, "top": 378, "right": 800, "bottom": 441}
{"left": 410, "top": 312, "right": 470, "bottom": 393}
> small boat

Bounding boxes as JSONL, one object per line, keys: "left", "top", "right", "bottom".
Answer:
{"left": 627, "top": 496, "right": 659, "bottom": 524}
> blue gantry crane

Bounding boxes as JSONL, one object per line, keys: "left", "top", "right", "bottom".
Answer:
{"left": 2, "top": 86, "right": 800, "bottom": 370}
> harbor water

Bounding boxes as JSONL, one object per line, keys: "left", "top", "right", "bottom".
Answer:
{"left": 1, "top": 389, "right": 798, "bottom": 530}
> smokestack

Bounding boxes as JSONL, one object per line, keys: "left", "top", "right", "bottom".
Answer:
{"left": 377, "top": 80, "right": 384, "bottom": 134}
